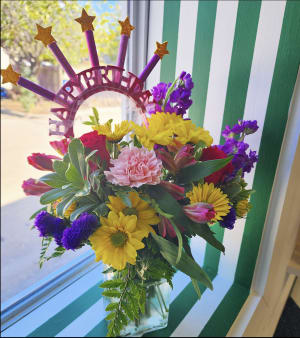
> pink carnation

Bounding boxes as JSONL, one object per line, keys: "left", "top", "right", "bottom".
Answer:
{"left": 104, "top": 146, "right": 163, "bottom": 187}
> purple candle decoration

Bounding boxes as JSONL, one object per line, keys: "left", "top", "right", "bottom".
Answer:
{"left": 117, "top": 35, "right": 129, "bottom": 69}
{"left": 48, "top": 42, "right": 78, "bottom": 80}
{"left": 75, "top": 9, "right": 100, "bottom": 68}
{"left": 85, "top": 30, "right": 99, "bottom": 67}
{"left": 34, "top": 24, "right": 83, "bottom": 91}
{"left": 139, "top": 41, "right": 169, "bottom": 83}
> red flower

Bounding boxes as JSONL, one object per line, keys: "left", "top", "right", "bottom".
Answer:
{"left": 79, "top": 131, "right": 110, "bottom": 166}
{"left": 200, "top": 146, "right": 234, "bottom": 184}
{"left": 50, "top": 139, "right": 70, "bottom": 155}
{"left": 27, "top": 153, "right": 61, "bottom": 171}
{"left": 22, "top": 178, "right": 52, "bottom": 196}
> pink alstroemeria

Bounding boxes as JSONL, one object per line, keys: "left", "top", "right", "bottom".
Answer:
{"left": 50, "top": 139, "right": 71, "bottom": 156}
{"left": 156, "top": 144, "right": 196, "bottom": 174}
{"left": 22, "top": 178, "right": 53, "bottom": 196}
{"left": 183, "top": 203, "right": 216, "bottom": 223}
{"left": 158, "top": 217, "right": 185, "bottom": 238}
{"left": 27, "top": 153, "right": 61, "bottom": 171}
{"left": 160, "top": 181, "right": 185, "bottom": 200}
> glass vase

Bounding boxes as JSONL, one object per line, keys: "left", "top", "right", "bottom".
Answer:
{"left": 103, "top": 270, "right": 171, "bottom": 337}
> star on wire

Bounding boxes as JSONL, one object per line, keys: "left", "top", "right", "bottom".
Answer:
{"left": 34, "top": 24, "right": 56, "bottom": 47}
{"left": 118, "top": 17, "right": 135, "bottom": 37}
{"left": 75, "top": 8, "right": 96, "bottom": 32}
{"left": 1, "top": 65, "right": 21, "bottom": 86}
{"left": 154, "top": 41, "right": 169, "bottom": 59}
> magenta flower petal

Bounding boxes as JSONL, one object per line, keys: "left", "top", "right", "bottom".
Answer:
{"left": 27, "top": 153, "right": 61, "bottom": 171}
{"left": 22, "top": 178, "right": 53, "bottom": 196}
{"left": 183, "top": 203, "right": 216, "bottom": 223}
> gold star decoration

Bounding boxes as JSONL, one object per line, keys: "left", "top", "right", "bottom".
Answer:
{"left": 154, "top": 41, "right": 169, "bottom": 59}
{"left": 75, "top": 9, "right": 96, "bottom": 32}
{"left": 1, "top": 65, "right": 21, "bottom": 86}
{"left": 118, "top": 17, "right": 135, "bottom": 37}
{"left": 34, "top": 24, "right": 56, "bottom": 47}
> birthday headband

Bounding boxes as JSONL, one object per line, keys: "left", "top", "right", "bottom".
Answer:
{"left": 1, "top": 9, "right": 169, "bottom": 138}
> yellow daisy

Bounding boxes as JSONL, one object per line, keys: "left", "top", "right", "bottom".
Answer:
{"left": 52, "top": 198, "right": 76, "bottom": 218}
{"left": 186, "top": 183, "right": 231, "bottom": 223}
{"left": 236, "top": 199, "right": 251, "bottom": 217}
{"left": 89, "top": 211, "right": 146, "bottom": 270}
{"left": 93, "top": 120, "right": 132, "bottom": 141}
{"left": 107, "top": 191, "right": 160, "bottom": 235}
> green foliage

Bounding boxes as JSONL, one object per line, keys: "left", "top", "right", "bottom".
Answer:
{"left": 39, "top": 236, "right": 53, "bottom": 268}
{"left": 177, "top": 156, "right": 233, "bottom": 184}
{"left": 1, "top": 0, "right": 121, "bottom": 77}
{"left": 83, "top": 107, "right": 100, "bottom": 126}
{"left": 151, "top": 233, "right": 213, "bottom": 291}
{"left": 101, "top": 237, "right": 176, "bottom": 337}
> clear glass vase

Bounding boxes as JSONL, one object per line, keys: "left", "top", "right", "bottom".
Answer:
{"left": 103, "top": 270, "right": 171, "bottom": 337}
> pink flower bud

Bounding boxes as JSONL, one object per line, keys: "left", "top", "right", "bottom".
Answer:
{"left": 27, "top": 153, "right": 60, "bottom": 171}
{"left": 155, "top": 148, "right": 177, "bottom": 173}
{"left": 160, "top": 181, "right": 185, "bottom": 200}
{"left": 22, "top": 178, "right": 53, "bottom": 196}
{"left": 49, "top": 139, "right": 71, "bottom": 156}
{"left": 174, "top": 144, "right": 196, "bottom": 169}
{"left": 183, "top": 203, "right": 216, "bottom": 223}
{"left": 158, "top": 216, "right": 185, "bottom": 238}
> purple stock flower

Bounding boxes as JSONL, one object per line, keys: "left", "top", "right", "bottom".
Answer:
{"left": 151, "top": 82, "right": 170, "bottom": 103}
{"left": 62, "top": 213, "right": 99, "bottom": 250}
{"left": 34, "top": 211, "right": 66, "bottom": 246}
{"left": 219, "top": 206, "right": 236, "bottom": 230}
{"left": 224, "top": 120, "right": 259, "bottom": 138}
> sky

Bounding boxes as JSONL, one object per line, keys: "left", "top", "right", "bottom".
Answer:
{"left": 78, "top": 0, "right": 120, "bottom": 15}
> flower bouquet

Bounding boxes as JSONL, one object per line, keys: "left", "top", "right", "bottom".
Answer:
{"left": 22, "top": 71, "right": 259, "bottom": 337}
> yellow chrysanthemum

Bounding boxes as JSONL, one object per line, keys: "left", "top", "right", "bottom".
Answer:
{"left": 52, "top": 198, "right": 76, "bottom": 218}
{"left": 93, "top": 120, "right": 132, "bottom": 141}
{"left": 132, "top": 113, "right": 174, "bottom": 150}
{"left": 173, "top": 119, "right": 213, "bottom": 147}
{"left": 107, "top": 191, "right": 159, "bottom": 235}
{"left": 186, "top": 183, "right": 231, "bottom": 223}
{"left": 132, "top": 112, "right": 213, "bottom": 150}
{"left": 236, "top": 199, "right": 251, "bottom": 217}
{"left": 89, "top": 211, "right": 146, "bottom": 270}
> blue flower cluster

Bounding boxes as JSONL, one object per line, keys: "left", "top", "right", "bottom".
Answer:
{"left": 62, "top": 213, "right": 99, "bottom": 250}
{"left": 220, "top": 120, "right": 259, "bottom": 177}
{"left": 34, "top": 211, "right": 66, "bottom": 246}
{"left": 34, "top": 211, "right": 99, "bottom": 249}
{"left": 149, "top": 71, "right": 194, "bottom": 116}
{"left": 219, "top": 206, "right": 236, "bottom": 230}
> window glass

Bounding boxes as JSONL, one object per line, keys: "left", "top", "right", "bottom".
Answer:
{"left": 1, "top": 0, "right": 124, "bottom": 304}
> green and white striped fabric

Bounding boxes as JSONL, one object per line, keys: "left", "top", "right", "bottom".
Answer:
{"left": 2, "top": 1, "right": 300, "bottom": 337}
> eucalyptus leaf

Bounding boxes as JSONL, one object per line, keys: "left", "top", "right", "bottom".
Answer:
{"left": 40, "top": 186, "right": 74, "bottom": 205}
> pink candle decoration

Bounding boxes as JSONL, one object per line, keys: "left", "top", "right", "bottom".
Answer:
{"left": 85, "top": 30, "right": 99, "bottom": 67}
{"left": 138, "top": 54, "right": 160, "bottom": 83}
{"left": 117, "top": 35, "right": 129, "bottom": 69}
{"left": 138, "top": 41, "right": 169, "bottom": 83}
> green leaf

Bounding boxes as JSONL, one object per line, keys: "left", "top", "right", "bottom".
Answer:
{"left": 85, "top": 149, "right": 98, "bottom": 163}
{"left": 56, "top": 194, "right": 74, "bottom": 217}
{"left": 92, "top": 107, "right": 100, "bottom": 124}
{"left": 151, "top": 233, "right": 213, "bottom": 290}
{"left": 148, "top": 185, "right": 194, "bottom": 236}
{"left": 69, "top": 203, "right": 97, "bottom": 222}
{"left": 39, "top": 173, "right": 68, "bottom": 188}
{"left": 190, "top": 222, "right": 225, "bottom": 253}
{"left": 100, "top": 280, "right": 123, "bottom": 288}
{"left": 191, "top": 278, "right": 202, "bottom": 299}
{"left": 116, "top": 191, "right": 131, "bottom": 207}
{"left": 222, "top": 182, "right": 242, "bottom": 199}
{"left": 68, "top": 139, "right": 86, "bottom": 178}
{"left": 74, "top": 181, "right": 91, "bottom": 197}
{"left": 105, "top": 302, "right": 119, "bottom": 311}
{"left": 65, "top": 163, "right": 84, "bottom": 188}
{"left": 162, "top": 76, "right": 178, "bottom": 111}
{"left": 29, "top": 206, "right": 47, "bottom": 220}
{"left": 168, "top": 219, "right": 183, "bottom": 264}
{"left": 40, "top": 186, "right": 74, "bottom": 205}
{"left": 105, "top": 312, "right": 116, "bottom": 321}
{"left": 53, "top": 160, "right": 68, "bottom": 176}
{"left": 177, "top": 156, "right": 233, "bottom": 184}
{"left": 102, "top": 290, "right": 122, "bottom": 298}
{"left": 133, "top": 135, "right": 142, "bottom": 148}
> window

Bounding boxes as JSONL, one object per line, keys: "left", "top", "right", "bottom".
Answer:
{"left": 1, "top": 0, "right": 125, "bottom": 305}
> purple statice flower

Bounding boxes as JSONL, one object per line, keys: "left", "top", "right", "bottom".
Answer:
{"left": 219, "top": 206, "right": 236, "bottom": 230}
{"left": 34, "top": 211, "right": 66, "bottom": 246}
{"left": 62, "top": 213, "right": 99, "bottom": 250}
